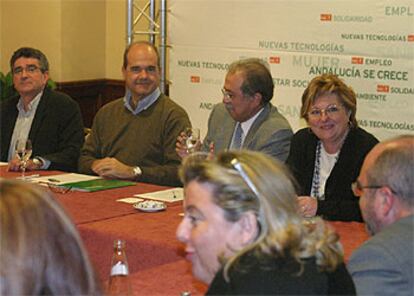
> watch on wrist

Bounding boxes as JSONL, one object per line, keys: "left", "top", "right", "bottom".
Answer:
{"left": 132, "top": 166, "right": 142, "bottom": 177}
{"left": 33, "top": 157, "right": 43, "bottom": 169}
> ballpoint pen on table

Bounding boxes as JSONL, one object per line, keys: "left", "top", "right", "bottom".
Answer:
{"left": 48, "top": 178, "right": 61, "bottom": 183}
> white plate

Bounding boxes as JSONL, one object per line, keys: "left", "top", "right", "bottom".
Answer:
{"left": 133, "top": 201, "right": 166, "bottom": 212}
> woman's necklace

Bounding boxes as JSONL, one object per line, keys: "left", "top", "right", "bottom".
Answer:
{"left": 310, "top": 130, "right": 349, "bottom": 200}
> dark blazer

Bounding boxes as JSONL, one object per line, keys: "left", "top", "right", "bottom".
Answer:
{"left": 207, "top": 250, "right": 356, "bottom": 295}
{"left": 0, "top": 87, "right": 84, "bottom": 171}
{"left": 286, "top": 127, "right": 378, "bottom": 221}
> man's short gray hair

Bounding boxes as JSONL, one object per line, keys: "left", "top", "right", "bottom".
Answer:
{"left": 227, "top": 58, "right": 274, "bottom": 104}
{"left": 10, "top": 47, "right": 49, "bottom": 73}
{"left": 367, "top": 136, "right": 414, "bottom": 207}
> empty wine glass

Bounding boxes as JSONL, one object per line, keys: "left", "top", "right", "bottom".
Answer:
{"left": 15, "top": 139, "right": 32, "bottom": 179}
{"left": 184, "top": 127, "right": 200, "bottom": 154}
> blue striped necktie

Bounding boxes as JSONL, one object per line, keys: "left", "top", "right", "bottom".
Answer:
{"left": 232, "top": 123, "right": 243, "bottom": 149}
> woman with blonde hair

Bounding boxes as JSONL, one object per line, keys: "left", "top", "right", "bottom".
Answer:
{"left": 176, "top": 150, "right": 355, "bottom": 295}
{"left": 287, "top": 74, "right": 378, "bottom": 221}
{"left": 0, "top": 180, "right": 102, "bottom": 295}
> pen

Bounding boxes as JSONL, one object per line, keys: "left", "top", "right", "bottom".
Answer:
{"left": 48, "top": 178, "right": 60, "bottom": 183}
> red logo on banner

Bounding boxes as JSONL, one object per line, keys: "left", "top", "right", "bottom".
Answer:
{"left": 320, "top": 14, "right": 332, "bottom": 21}
{"left": 377, "top": 85, "right": 390, "bottom": 93}
{"left": 352, "top": 57, "right": 364, "bottom": 64}
{"left": 190, "top": 76, "right": 200, "bottom": 83}
{"left": 269, "top": 56, "right": 280, "bottom": 64}
{"left": 408, "top": 35, "right": 414, "bottom": 42}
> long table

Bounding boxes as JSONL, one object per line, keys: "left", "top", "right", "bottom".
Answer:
{"left": 1, "top": 167, "right": 369, "bottom": 295}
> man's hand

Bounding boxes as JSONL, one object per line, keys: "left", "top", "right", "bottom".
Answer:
{"left": 175, "top": 131, "right": 203, "bottom": 159}
{"left": 8, "top": 158, "right": 41, "bottom": 171}
{"left": 176, "top": 131, "right": 189, "bottom": 159}
{"left": 7, "top": 158, "right": 21, "bottom": 171}
{"left": 25, "top": 159, "right": 42, "bottom": 170}
{"left": 91, "top": 157, "right": 136, "bottom": 180}
{"left": 208, "top": 141, "right": 215, "bottom": 155}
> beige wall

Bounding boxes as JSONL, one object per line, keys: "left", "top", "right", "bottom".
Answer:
{"left": 1, "top": 0, "right": 62, "bottom": 79}
{"left": 61, "top": 0, "right": 107, "bottom": 81}
{"left": 105, "top": 0, "right": 126, "bottom": 79}
{"left": 1, "top": 0, "right": 130, "bottom": 81}
{"left": 0, "top": 0, "right": 3, "bottom": 68}
{"left": 0, "top": 0, "right": 160, "bottom": 82}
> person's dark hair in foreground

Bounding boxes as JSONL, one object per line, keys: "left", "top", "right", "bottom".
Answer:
{"left": 0, "top": 180, "right": 101, "bottom": 295}
{"left": 177, "top": 150, "right": 356, "bottom": 295}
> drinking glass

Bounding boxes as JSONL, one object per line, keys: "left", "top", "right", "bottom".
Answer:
{"left": 184, "top": 127, "right": 200, "bottom": 154}
{"left": 15, "top": 139, "right": 32, "bottom": 179}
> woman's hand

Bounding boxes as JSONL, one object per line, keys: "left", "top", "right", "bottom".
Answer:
{"left": 297, "top": 196, "right": 318, "bottom": 217}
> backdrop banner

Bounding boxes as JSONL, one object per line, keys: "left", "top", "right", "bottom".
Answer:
{"left": 169, "top": 0, "right": 414, "bottom": 140}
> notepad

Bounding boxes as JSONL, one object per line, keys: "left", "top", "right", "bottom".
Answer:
{"left": 29, "top": 173, "right": 101, "bottom": 185}
{"left": 61, "top": 179, "right": 136, "bottom": 192}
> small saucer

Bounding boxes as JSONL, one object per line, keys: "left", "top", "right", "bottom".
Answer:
{"left": 133, "top": 200, "right": 166, "bottom": 212}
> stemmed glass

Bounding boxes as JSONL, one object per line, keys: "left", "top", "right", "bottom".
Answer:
{"left": 184, "top": 127, "right": 200, "bottom": 154}
{"left": 15, "top": 139, "right": 33, "bottom": 179}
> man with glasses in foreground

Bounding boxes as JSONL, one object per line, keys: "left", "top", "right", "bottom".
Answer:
{"left": 176, "top": 58, "right": 292, "bottom": 161}
{"left": 79, "top": 41, "right": 190, "bottom": 186}
{"left": 348, "top": 135, "right": 414, "bottom": 296}
{"left": 0, "top": 47, "right": 84, "bottom": 172}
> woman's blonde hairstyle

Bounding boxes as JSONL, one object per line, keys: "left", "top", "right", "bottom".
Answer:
{"left": 180, "top": 151, "right": 343, "bottom": 279}
{"left": 0, "top": 180, "right": 101, "bottom": 295}
{"left": 301, "top": 74, "right": 358, "bottom": 127}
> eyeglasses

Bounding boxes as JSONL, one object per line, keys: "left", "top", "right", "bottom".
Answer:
{"left": 184, "top": 152, "right": 259, "bottom": 198}
{"left": 230, "top": 158, "right": 259, "bottom": 198}
{"left": 308, "top": 104, "right": 342, "bottom": 119}
{"left": 13, "top": 65, "right": 42, "bottom": 75}
{"left": 127, "top": 65, "right": 158, "bottom": 74}
{"left": 48, "top": 183, "right": 72, "bottom": 194}
{"left": 351, "top": 180, "right": 382, "bottom": 197}
{"left": 39, "top": 181, "right": 72, "bottom": 194}
{"left": 221, "top": 88, "right": 235, "bottom": 100}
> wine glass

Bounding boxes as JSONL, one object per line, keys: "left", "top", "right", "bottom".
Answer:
{"left": 15, "top": 139, "right": 33, "bottom": 179}
{"left": 184, "top": 127, "right": 200, "bottom": 154}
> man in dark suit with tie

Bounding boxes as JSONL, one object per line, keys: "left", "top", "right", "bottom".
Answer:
{"left": 177, "top": 58, "right": 292, "bottom": 161}
{"left": 0, "top": 47, "right": 84, "bottom": 172}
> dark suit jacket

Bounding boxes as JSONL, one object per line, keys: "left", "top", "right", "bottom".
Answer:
{"left": 202, "top": 102, "right": 293, "bottom": 162}
{"left": 286, "top": 127, "right": 378, "bottom": 221}
{"left": 0, "top": 87, "right": 84, "bottom": 171}
{"left": 207, "top": 250, "right": 356, "bottom": 295}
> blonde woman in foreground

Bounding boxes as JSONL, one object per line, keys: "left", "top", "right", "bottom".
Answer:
{"left": 177, "top": 150, "right": 355, "bottom": 295}
{"left": 0, "top": 180, "right": 102, "bottom": 295}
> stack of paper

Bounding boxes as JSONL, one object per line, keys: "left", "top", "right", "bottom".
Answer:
{"left": 134, "top": 188, "right": 184, "bottom": 202}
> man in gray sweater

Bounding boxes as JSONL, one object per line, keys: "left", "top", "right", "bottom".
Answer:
{"left": 79, "top": 41, "right": 190, "bottom": 186}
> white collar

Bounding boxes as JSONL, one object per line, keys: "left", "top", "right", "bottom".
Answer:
{"left": 239, "top": 107, "right": 264, "bottom": 135}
